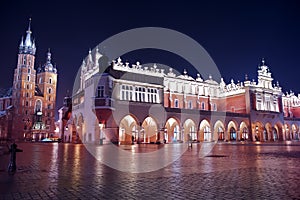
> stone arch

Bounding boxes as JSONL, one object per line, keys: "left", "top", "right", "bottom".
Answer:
{"left": 284, "top": 123, "right": 291, "bottom": 140}
{"left": 252, "top": 121, "right": 264, "bottom": 141}
{"left": 165, "top": 117, "right": 181, "bottom": 143}
{"left": 119, "top": 114, "right": 138, "bottom": 145}
{"left": 141, "top": 116, "right": 158, "bottom": 143}
{"left": 213, "top": 120, "right": 225, "bottom": 141}
{"left": 239, "top": 121, "right": 249, "bottom": 141}
{"left": 274, "top": 122, "right": 283, "bottom": 141}
{"left": 183, "top": 119, "right": 197, "bottom": 142}
{"left": 227, "top": 120, "right": 238, "bottom": 141}
{"left": 199, "top": 119, "right": 211, "bottom": 142}
{"left": 265, "top": 122, "right": 272, "bottom": 141}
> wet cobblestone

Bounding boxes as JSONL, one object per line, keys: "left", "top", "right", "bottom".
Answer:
{"left": 1, "top": 142, "right": 300, "bottom": 199}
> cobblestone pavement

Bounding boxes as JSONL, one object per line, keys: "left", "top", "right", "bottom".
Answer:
{"left": 0, "top": 141, "right": 300, "bottom": 199}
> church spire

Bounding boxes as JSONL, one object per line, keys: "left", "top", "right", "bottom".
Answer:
{"left": 47, "top": 48, "right": 52, "bottom": 63}
{"left": 24, "top": 18, "right": 32, "bottom": 47}
{"left": 19, "top": 18, "right": 36, "bottom": 55}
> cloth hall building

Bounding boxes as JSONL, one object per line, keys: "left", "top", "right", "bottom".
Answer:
{"left": 70, "top": 49, "right": 300, "bottom": 145}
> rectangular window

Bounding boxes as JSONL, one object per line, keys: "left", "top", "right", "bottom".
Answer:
{"left": 231, "top": 106, "right": 235, "bottom": 112}
{"left": 174, "top": 99, "right": 179, "bottom": 108}
{"left": 188, "top": 100, "right": 193, "bottom": 109}
{"left": 97, "top": 85, "right": 104, "bottom": 98}
{"left": 213, "top": 103, "right": 217, "bottom": 111}
{"left": 201, "top": 102, "right": 205, "bottom": 110}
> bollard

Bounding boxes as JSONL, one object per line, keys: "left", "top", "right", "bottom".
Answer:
{"left": 8, "top": 143, "right": 23, "bottom": 174}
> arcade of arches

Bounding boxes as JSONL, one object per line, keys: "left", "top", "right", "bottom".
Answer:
{"left": 113, "top": 114, "right": 299, "bottom": 144}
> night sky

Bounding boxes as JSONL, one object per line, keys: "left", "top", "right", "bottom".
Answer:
{"left": 0, "top": 0, "right": 299, "bottom": 116}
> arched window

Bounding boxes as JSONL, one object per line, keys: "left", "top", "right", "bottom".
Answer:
{"left": 27, "top": 75, "right": 30, "bottom": 81}
{"left": 49, "top": 78, "right": 52, "bottom": 84}
{"left": 48, "top": 88, "right": 52, "bottom": 94}
{"left": 35, "top": 100, "right": 42, "bottom": 113}
{"left": 39, "top": 77, "right": 42, "bottom": 84}
{"left": 28, "top": 68, "right": 31, "bottom": 74}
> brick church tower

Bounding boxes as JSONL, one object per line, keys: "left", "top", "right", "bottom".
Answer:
{"left": 10, "top": 19, "right": 58, "bottom": 141}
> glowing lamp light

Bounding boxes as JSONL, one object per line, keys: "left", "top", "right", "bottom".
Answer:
{"left": 99, "top": 122, "right": 104, "bottom": 129}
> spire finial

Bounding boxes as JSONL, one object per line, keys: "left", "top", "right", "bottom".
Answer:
{"left": 27, "top": 18, "right": 32, "bottom": 34}
{"left": 47, "top": 48, "right": 51, "bottom": 63}
{"left": 262, "top": 58, "right": 265, "bottom": 65}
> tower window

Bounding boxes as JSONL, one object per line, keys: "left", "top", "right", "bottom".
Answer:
{"left": 35, "top": 100, "right": 42, "bottom": 113}
{"left": 28, "top": 68, "right": 31, "bottom": 74}
{"left": 49, "top": 78, "right": 52, "bottom": 84}
{"left": 26, "top": 84, "right": 30, "bottom": 89}
{"left": 48, "top": 96, "right": 51, "bottom": 101}
{"left": 48, "top": 88, "right": 52, "bottom": 94}
{"left": 27, "top": 75, "right": 30, "bottom": 81}
{"left": 25, "top": 101, "right": 29, "bottom": 107}
{"left": 39, "top": 77, "right": 42, "bottom": 84}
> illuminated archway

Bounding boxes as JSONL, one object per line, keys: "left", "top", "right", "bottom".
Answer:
{"left": 119, "top": 115, "right": 138, "bottom": 145}
{"left": 265, "top": 123, "right": 272, "bottom": 141}
{"left": 213, "top": 120, "right": 225, "bottom": 141}
{"left": 165, "top": 117, "right": 180, "bottom": 143}
{"left": 252, "top": 122, "right": 264, "bottom": 141}
{"left": 239, "top": 121, "right": 249, "bottom": 141}
{"left": 199, "top": 119, "right": 211, "bottom": 142}
{"left": 183, "top": 119, "right": 197, "bottom": 142}
{"left": 141, "top": 116, "right": 158, "bottom": 143}
{"left": 274, "top": 122, "right": 283, "bottom": 141}
{"left": 285, "top": 123, "right": 291, "bottom": 140}
{"left": 227, "top": 120, "right": 238, "bottom": 141}
{"left": 292, "top": 124, "right": 298, "bottom": 140}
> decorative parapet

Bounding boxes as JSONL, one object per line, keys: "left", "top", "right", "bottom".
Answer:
{"left": 219, "top": 78, "right": 245, "bottom": 96}
{"left": 282, "top": 91, "right": 300, "bottom": 107}
{"left": 112, "top": 57, "right": 165, "bottom": 77}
